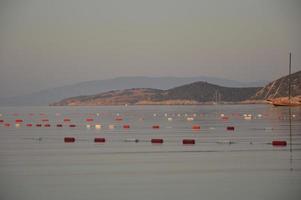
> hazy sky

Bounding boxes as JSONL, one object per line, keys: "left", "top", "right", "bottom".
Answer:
{"left": 0, "top": 0, "right": 300, "bottom": 97}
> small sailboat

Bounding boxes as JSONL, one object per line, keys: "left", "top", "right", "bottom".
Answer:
{"left": 270, "top": 97, "right": 301, "bottom": 106}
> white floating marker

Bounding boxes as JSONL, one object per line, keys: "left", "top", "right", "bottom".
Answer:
{"left": 124, "top": 138, "right": 139, "bottom": 143}
{"left": 95, "top": 124, "right": 102, "bottom": 129}
{"left": 187, "top": 117, "right": 194, "bottom": 121}
{"left": 244, "top": 115, "right": 252, "bottom": 120}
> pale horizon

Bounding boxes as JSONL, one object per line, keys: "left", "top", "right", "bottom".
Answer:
{"left": 1, "top": 0, "right": 301, "bottom": 97}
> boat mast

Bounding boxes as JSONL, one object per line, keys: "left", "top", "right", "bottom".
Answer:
{"left": 288, "top": 52, "right": 293, "bottom": 170}
{"left": 214, "top": 90, "right": 220, "bottom": 104}
{"left": 288, "top": 52, "right": 291, "bottom": 102}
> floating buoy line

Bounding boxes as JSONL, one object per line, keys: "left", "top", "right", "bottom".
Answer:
{"left": 20, "top": 136, "right": 293, "bottom": 147}
{"left": 1, "top": 111, "right": 299, "bottom": 148}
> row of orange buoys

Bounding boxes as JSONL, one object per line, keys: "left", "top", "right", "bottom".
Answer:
{"left": 1, "top": 113, "right": 298, "bottom": 127}
{"left": 1, "top": 112, "right": 298, "bottom": 118}
{"left": 0, "top": 116, "right": 258, "bottom": 123}
{"left": 63, "top": 137, "right": 192, "bottom": 145}
{"left": 1, "top": 122, "right": 239, "bottom": 131}
{"left": 62, "top": 137, "right": 287, "bottom": 147}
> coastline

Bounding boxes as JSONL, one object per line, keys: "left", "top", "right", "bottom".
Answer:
{"left": 49, "top": 99, "right": 268, "bottom": 106}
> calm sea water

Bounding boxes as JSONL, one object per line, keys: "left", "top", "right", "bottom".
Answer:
{"left": 0, "top": 105, "right": 301, "bottom": 200}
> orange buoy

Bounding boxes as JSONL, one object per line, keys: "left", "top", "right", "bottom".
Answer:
{"left": 64, "top": 137, "right": 75, "bottom": 143}
{"left": 151, "top": 138, "right": 164, "bottom": 144}
{"left": 123, "top": 124, "right": 130, "bottom": 129}
{"left": 57, "top": 124, "right": 63, "bottom": 127}
{"left": 192, "top": 125, "right": 201, "bottom": 130}
{"left": 115, "top": 116, "right": 123, "bottom": 121}
{"left": 69, "top": 124, "right": 76, "bottom": 128}
{"left": 94, "top": 138, "right": 106, "bottom": 143}
{"left": 227, "top": 126, "right": 235, "bottom": 131}
{"left": 182, "top": 139, "right": 195, "bottom": 145}
{"left": 152, "top": 125, "right": 160, "bottom": 129}
{"left": 221, "top": 116, "right": 229, "bottom": 120}
{"left": 272, "top": 141, "right": 287, "bottom": 146}
{"left": 44, "top": 124, "right": 51, "bottom": 127}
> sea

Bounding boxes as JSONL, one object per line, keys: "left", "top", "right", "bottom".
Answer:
{"left": 0, "top": 105, "right": 300, "bottom": 200}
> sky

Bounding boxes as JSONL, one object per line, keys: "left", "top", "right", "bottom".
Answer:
{"left": 0, "top": 0, "right": 301, "bottom": 98}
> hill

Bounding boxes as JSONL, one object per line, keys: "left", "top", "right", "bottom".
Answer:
{"left": 0, "top": 76, "right": 266, "bottom": 106}
{"left": 251, "top": 70, "right": 301, "bottom": 100}
{"left": 50, "top": 82, "right": 261, "bottom": 106}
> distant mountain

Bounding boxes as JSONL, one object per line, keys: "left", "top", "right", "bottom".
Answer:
{"left": 251, "top": 70, "right": 301, "bottom": 100}
{"left": 51, "top": 82, "right": 261, "bottom": 106}
{"left": 0, "top": 76, "right": 266, "bottom": 106}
